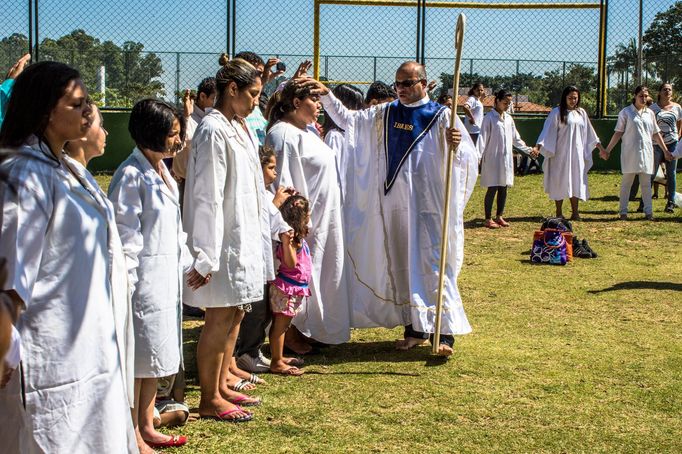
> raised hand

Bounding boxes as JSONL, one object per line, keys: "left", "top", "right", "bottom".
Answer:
{"left": 6, "top": 53, "right": 30, "bottom": 80}
{"left": 182, "top": 89, "right": 194, "bottom": 118}
{"left": 263, "top": 57, "right": 284, "bottom": 85}
{"left": 294, "top": 60, "right": 313, "bottom": 79}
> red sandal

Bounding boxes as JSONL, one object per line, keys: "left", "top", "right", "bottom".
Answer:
{"left": 144, "top": 434, "right": 187, "bottom": 449}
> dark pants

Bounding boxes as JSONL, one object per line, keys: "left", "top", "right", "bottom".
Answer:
{"left": 404, "top": 324, "right": 454, "bottom": 348}
{"left": 484, "top": 186, "right": 508, "bottom": 219}
{"left": 235, "top": 285, "right": 271, "bottom": 358}
{"left": 629, "top": 142, "right": 678, "bottom": 203}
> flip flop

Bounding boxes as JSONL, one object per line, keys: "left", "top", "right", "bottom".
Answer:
{"left": 200, "top": 406, "right": 253, "bottom": 423}
{"left": 144, "top": 435, "right": 188, "bottom": 449}
{"left": 247, "top": 373, "right": 266, "bottom": 385}
{"left": 228, "top": 378, "right": 256, "bottom": 392}
{"left": 227, "top": 394, "right": 262, "bottom": 407}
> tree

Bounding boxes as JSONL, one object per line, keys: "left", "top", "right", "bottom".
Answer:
{"left": 643, "top": 1, "right": 682, "bottom": 86}
{"left": 0, "top": 29, "right": 164, "bottom": 107}
{"left": 0, "top": 34, "right": 29, "bottom": 76}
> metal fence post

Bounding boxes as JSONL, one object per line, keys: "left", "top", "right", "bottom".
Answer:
{"left": 175, "top": 52, "right": 181, "bottom": 105}
{"left": 562, "top": 61, "right": 566, "bottom": 87}
{"left": 373, "top": 57, "right": 377, "bottom": 81}
{"left": 324, "top": 55, "right": 328, "bottom": 80}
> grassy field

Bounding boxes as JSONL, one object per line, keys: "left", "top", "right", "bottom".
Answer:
{"left": 96, "top": 172, "right": 682, "bottom": 453}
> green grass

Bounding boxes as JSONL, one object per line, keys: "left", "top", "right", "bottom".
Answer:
{"left": 96, "top": 172, "right": 682, "bottom": 453}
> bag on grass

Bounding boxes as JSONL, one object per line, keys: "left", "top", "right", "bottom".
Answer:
{"left": 531, "top": 229, "right": 569, "bottom": 265}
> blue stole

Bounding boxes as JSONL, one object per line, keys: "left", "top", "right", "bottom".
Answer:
{"left": 383, "top": 100, "right": 446, "bottom": 194}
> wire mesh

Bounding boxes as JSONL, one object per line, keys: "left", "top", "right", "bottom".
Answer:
{"left": 0, "top": 0, "right": 30, "bottom": 74}
{"left": 606, "top": 0, "right": 681, "bottom": 114}
{"left": 2, "top": 0, "right": 679, "bottom": 115}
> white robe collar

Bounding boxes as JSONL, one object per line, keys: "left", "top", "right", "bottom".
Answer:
{"left": 402, "top": 96, "right": 430, "bottom": 108}
{"left": 131, "top": 147, "right": 179, "bottom": 205}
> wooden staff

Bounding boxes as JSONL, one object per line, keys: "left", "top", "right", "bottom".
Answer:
{"left": 432, "top": 13, "right": 466, "bottom": 354}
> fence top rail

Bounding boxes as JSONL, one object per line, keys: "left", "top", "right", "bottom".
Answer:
{"left": 316, "top": 0, "right": 601, "bottom": 9}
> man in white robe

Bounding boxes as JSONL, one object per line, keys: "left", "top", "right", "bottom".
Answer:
{"left": 307, "top": 61, "right": 478, "bottom": 356}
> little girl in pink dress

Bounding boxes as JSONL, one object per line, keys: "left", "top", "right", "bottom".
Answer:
{"left": 269, "top": 194, "right": 312, "bottom": 375}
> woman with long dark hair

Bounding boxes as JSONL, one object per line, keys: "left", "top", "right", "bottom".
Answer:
{"left": 534, "top": 86, "right": 605, "bottom": 220}
{"left": 0, "top": 61, "right": 137, "bottom": 452}
{"left": 266, "top": 79, "right": 351, "bottom": 350}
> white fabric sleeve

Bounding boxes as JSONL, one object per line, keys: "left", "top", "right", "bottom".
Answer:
{"left": 614, "top": 108, "right": 628, "bottom": 133}
{"left": 649, "top": 110, "right": 661, "bottom": 135}
{"left": 476, "top": 114, "right": 490, "bottom": 159}
{"left": 537, "top": 108, "right": 559, "bottom": 157}
{"left": 511, "top": 118, "right": 532, "bottom": 153}
{"left": 0, "top": 165, "right": 53, "bottom": 308}
{"left": 320, "top": 92, "right": 357, "bottom": 131}
{"left": 108, "top": 168, "right": 144, "bottom": 292}
{"left": 188, "top": 128, "right": 227, "bottom": 277}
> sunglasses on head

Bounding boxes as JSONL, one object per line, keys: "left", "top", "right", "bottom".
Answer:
{"left": 393, "top": 79, "right": 423, "bottom": 89}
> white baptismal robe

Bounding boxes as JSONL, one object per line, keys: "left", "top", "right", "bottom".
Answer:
{"left": 266, "top": 121, "right": 351, "bottom": 344}
{"left": 321, "top": 93, "right": 477, "bottom": 335}
{"left": 0, "top": 142, "right": 137, "bottom": 453}
{"left": 537, "top": 107, "right": 600, "bottom": 201}
{"left": 478, "top": 109, "right": 531, "bottom": 188}
{"left": 108, "top": 148, "right": 192, "bottom": 378}
{"left": 183, "top": 109, "right": 288, "bottom": 307}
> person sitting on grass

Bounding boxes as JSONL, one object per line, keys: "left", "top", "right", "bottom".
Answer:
{"left": 269, "top": 195, "right": 312, "bottom": 376}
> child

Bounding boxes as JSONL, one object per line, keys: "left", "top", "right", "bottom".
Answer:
{"left": 269, "top": 195, "right": 312, "bottom": 376}
{"left": 478, "top": 89, "right": 534, "bottom": 229}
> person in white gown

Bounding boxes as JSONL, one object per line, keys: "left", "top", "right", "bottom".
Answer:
{"left": 463, "top": 82, "right": 485, "bottom": 145}
{"left": 109, "top": 99, "right": 198, "bottom": 452}
{"left": 533, "top": 86, "right": 604, "bottom": 220}
{"left": 478, "top": 90, "right": 534, "bottom": 229}
{"left": 183, "top": 58, "right": 289, "bottom": 421}
{"left": 0, "top": 61, "right": 137, "bottom": 453}
{"left": 304, "top": 61, "right": 477, "bottom": 356}
{"left": 323, "top": 83, "right": 364, "bottom": 205}
{"left": 602, "top": 85, "right": 670, "bottom": 220}
{"left": 266, "top": 80, "right": 351, "bottom": 349}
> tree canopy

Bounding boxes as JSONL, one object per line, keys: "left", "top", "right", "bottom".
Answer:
{"left": 1, "top": 30, "right": 164, "bottom": 107}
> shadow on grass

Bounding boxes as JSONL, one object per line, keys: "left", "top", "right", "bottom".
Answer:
{"left": 301, "top": 341, "right": 453, "bottom": 368}
{"left": 588, "top": 281, "right": 682, "bottom": 293}
{"left": 590, "top": 195, "right": 620, "bottom": 202}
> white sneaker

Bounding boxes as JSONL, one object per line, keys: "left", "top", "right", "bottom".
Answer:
{"left": 237, "top": 352, "right": 271, "bottom": 373}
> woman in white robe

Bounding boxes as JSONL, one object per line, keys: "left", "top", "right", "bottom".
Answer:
{"left": 478, "top": 90, "right": 532, "bottom": 229}
{"left": 534, "top": 86, "right": 603, "bottom": 220}
{"left": 603, "top": 85, "right": 669, "bottom": 220}
{"left": 323, "top": 83, "right": 364, "bottom": 205}
{"left": 108, "top": 100, "right": 196, "bottom": 451}
{"left": 183, "top": 59, "right": 288, "bottom": 421}
{"left": 0, "top": 61, "right": 137, "bottom": 453}
{"left": 463, "top": 82, "right": 485, "bottom": 146}
{"left": 266, "top": 80, "right": 351, "bottom": 348}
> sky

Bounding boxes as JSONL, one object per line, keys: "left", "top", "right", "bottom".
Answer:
{"left": 2, "top": 0, "right": 676, "bottom": 96}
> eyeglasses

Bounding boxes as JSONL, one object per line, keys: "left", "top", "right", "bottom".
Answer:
{"left": 393, "top": 79, "right": 423, "bottom": 89}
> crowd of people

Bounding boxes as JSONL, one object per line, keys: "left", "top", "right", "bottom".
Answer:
{"left": 0, "top": 49, "right": 680, "bottom": 453}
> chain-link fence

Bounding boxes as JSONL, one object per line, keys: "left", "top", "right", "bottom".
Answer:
{"left": 1, "top": 0, "right": 679, "bottom": 116}
{"left": 606, "top": 0, "right": 681, "bottom": 114}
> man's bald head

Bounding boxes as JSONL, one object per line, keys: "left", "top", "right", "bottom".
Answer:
{"left": 394, "top": 61, "right": 428, "bottom": 104}
{"left": 397, "top": 61, "right": 427, "bottom": 80}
